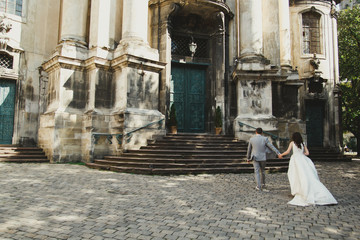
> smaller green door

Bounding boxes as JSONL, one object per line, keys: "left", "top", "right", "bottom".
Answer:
{"left": 306, "top": 101, "right": 324, "bottom": 147}
{"left": 0, "top": 80, "right": 16, "bottom": 144}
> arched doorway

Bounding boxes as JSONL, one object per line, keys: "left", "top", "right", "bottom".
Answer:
{"left": 165, "top": 2, "right": 230, "bottom": 133}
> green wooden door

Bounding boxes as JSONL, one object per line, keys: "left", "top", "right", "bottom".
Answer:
{"left": 171, "top": 65, "right": 206, "bottom": 132}
{"left": 306, "top": 101, "right": 324, "bottom": 147}
{"left": 0, "top": 80, "right": 16, "bottom": 144}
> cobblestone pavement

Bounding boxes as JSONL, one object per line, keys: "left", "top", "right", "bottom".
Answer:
{"left": 0, "top": 161, "right": 359, "bottom": 240}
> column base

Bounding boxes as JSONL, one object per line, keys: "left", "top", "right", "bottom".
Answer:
{"left": 115, "top": 39, "right": 159, "bottom": 61}
{"left": 38, "top": 111, "right": 83, "bottom": 163}
{"left": 54, "top": 39, "right": 88, "bottom": 60}
{"left": 236, "top": 54, "right": 272, "bottom": 71}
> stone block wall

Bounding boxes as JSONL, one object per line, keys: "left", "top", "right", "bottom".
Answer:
{"left": 38, "top": 112, "right": 83, "bottom": 163}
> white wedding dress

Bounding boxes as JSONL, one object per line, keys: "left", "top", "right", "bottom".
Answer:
{"left": 287, "top": 142, "right": 338, "bottom": 206}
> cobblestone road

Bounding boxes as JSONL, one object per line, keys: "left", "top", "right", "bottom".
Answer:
{"left": 0, "top": 161, "right": 359, "bottom": 240}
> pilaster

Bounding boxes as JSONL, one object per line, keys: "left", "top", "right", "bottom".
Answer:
{"left": 279, "top": 0, "right": 292, "bottom": 70}
{"left": 239, "top": 0, "right": 264, "bottom": 59}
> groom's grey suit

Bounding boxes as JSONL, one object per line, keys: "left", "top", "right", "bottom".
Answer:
{"left": 247, "top": 134, "right": 281, "bottom": 190}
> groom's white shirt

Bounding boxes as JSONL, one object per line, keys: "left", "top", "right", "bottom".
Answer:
{"left": 247, "top": 134, "right": 280, "bottom": 161}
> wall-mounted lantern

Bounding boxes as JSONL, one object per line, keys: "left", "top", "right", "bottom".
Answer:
{"left": 189, "top": 37, "right": 197, "bottom": 58}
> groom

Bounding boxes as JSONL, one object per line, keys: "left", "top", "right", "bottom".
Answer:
{"left": 247, "top": 128, "right": 282, "bottom": 192}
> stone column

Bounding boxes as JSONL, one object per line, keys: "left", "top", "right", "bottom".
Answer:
{"left": 39, "top": 0, "right": 90, "bottom": 163}
{"left": 278, "top": 0, "right": 292, "bottom": 69}
{"left": 239, "top": 0, "right": 263, "bottom": 58}
{"left": 233, "top": 0, "right": 278, "bottom": 141}
{"left": 155, "top": 4, "right": 173, "bottom": 115}
{"left": 60, "top": 0, "right": 89, "bottom": 45}
{"left": 89, "top": 0, "right": 112, "bottom": 49}
{"left": 111, "top": 0, "right": 166, "bottom": 151}
{"left": 214, "top": 12, "right": 226, "bottom": 133}
{"left": 122, "top": 0, "right": 148, "bottom": 43}
{"left": 115, "top": 0, "right": 157, "bottom": 60}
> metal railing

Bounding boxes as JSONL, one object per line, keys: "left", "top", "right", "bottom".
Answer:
{"left": 92, "top": 118, "right": 164, "bottom": 145}
{"left": 238, "top": 121, "right": 289, "bottom": 142}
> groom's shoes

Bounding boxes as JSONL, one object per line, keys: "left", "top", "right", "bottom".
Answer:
{"left": 255, "top": 186, "right": 270, "bottom": 192}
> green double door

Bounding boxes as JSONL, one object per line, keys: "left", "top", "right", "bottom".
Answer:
{"left": 0, "top": 80, "right": 16, "bottom": 144}
{"left": 306, "top": 101, "right": 324, "bottom": 147}
{"left": 171, "top": 64, "right": 206, "bottom": 133}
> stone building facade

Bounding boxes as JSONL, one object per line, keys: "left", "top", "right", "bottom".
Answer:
{"left": 0, "top": 0, "right": 342, "bottom": 163}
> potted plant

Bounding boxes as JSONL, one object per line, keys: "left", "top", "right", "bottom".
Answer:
{"left": 215, "top": 106, "right": 222, "bottom": 135}
{"left": 169, "top": 104, "right": 177, "bottom": 134}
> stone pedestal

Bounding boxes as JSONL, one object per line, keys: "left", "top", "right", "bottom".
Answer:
{"left": 38, "top": 111, "right": 83, "bottom": 163}
{"left": 110, "top": 0, "right": 166, "bottom": 153}
{"left": 232, "top": 63, "right": 280, "bottom": 141}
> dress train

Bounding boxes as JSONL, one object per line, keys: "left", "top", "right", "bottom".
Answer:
{"left": 287, "top": 143, "right": 337, "bottom": 206}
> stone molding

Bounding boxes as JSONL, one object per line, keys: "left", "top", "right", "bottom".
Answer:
{"left": 111, "top": 54, "right": 166, "bottom": 73}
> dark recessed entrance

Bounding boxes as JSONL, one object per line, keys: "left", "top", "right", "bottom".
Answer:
{"left": 306, "top": 100, "right": 324, "bottom": 147}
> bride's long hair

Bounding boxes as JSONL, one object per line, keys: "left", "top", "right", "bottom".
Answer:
{"left": 292, "top": 132, "right": 304, "bottom": 149}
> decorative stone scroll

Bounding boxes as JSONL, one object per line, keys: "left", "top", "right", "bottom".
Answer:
{"left": 0, "top": 15, "right": 12, "bottom": 51}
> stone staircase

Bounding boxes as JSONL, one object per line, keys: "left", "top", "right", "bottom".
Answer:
{"left": 308, "top": 147, "right": 352, "bottom": 162}
{"left": 86, "top": 133, "right": 289, "bottom": 175}
{"left": 0, "top": 145, "right": 49, "bottom": 163}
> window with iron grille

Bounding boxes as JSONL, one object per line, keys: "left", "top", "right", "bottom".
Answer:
{"left": 171, "top": 35, "right": 209, "bottom": 58}
{"left": 0, "top": 52, "right": 13, "bottom": 69}
{"left": 302, "top": 11, "right": 321, "bottom": 54}
{"left": 0, "top": 0, "right": 22, "bottom": 16}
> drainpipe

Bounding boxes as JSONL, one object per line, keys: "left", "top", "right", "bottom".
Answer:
{"left": 225, "top": 15, "right": 230, "bottom": 134}
{"left": 157, "top": 0, "right": 162, "bottom": 114}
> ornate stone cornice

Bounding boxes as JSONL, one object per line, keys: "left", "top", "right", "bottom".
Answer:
{"left": 84, "top": 56, "right": 111, "bottom": 71}
{"left": 149, "top": 0, "right": 233, "bottom": 18}
{"left": 42, "top": 55, "right": 84, "bottom": 73}
{"left": 291, "top": 0, "right": 341, "bottom": 7}
{"left": 111, "top": 54, "right": 166, "bottom": 72}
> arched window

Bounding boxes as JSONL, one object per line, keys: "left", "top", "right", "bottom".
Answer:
{"left": 0, "top": 0, "right": 22, "bottom": 16}
{"left": 0, "top": 52, "right": 13, "bottom": 69}
{"left": 302, "top": 11, "right": 321, "bottom": 54}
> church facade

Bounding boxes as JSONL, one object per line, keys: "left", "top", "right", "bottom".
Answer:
{"left": 0, "top": 0, "right": 342, "bottom": 163}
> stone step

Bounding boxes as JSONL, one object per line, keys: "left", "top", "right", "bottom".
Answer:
{"left": 0, "top": 158, "right": 49, "bottom": 163}
{"left": 86, "top": 164, "right": 287, "bottom": 175}
{"left": 141, "top": 145, "right": 247, "bottom": 150}
{"left": 309, "top": 156, "right": 352, "bottom": 161}
{"left": 86, "top": 133, "right": 289, "bottom": 175}
{"left": 101, "top": 157, "right": 246, "bottom": 163}
{"left": 0, "top": 151, "right": 45, "bottom": 156}
{"left": 308, "top": 147, "right": 352, "bottom": 162}
{"left": 126, "top": 149, "right": 248, "bottom": 155}
{"left": 0, "top": 154, "right": 47, "bottom": 159}
{"left": 117, "top": 153, "right": 247, "bottom": 160}
{"left": 92, "top": 159, "right": 288, "bottom": 168}
{"left": 0, "top": 145, "right": 49, "bottom": 163}
{"left": 102, "top": 156, "right": 286, "bottom": 162}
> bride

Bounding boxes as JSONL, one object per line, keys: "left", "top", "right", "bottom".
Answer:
{"left": 279, "top": 132, "right": 338, "bottom": 206}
